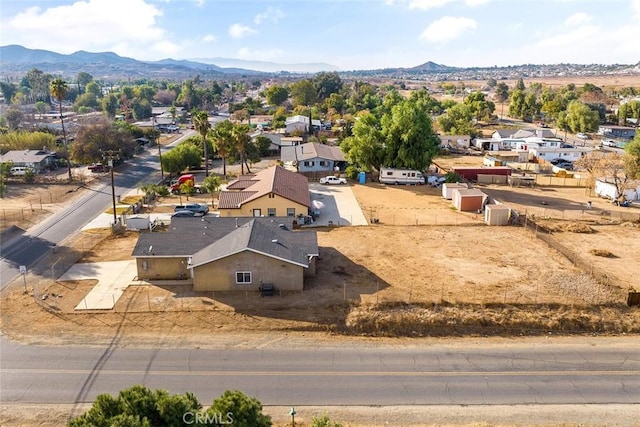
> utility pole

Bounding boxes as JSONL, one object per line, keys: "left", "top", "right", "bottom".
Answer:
{"left": 153, "top": 115, "right": 164, "bottom": 179}
{"left": 102, "top": 150, "right": 119, "bottom": 227}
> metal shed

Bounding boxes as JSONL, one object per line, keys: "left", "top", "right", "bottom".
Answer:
{"left": 452, "top": 189, "right": 487, "bottom": 212}
{"left": 484, "top": 205, "right": 511, "bottom": 226}
{"left": 442, "top": 182, "right": 469, "bottom": 200}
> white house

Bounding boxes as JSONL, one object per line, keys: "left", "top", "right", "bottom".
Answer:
{"left": 439, "top": 134, "right": 471, "bottom": 149}
{"left": 529, "top": 147, "right": 589, "bottom": 162}
{"left": 285, "top": 115, "right": 322, "bottom": 134}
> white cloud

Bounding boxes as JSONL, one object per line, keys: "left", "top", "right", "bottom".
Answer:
{"left": 409, "top": 0, "right": 453, "bottom": 10}
{"left": 465, "top": 0, "right": 490, "bottom": 5}
{"left": 236, "top": 47, "right": 284, "bottom": 62}
{"left": 3, "top": 0, "right": 173, "bottom": 59}
{"left": 420, "top": 16, "right": 477, "bottom": 42}
{"left": 202, "top": 34, "right": 217, "bottom": 43}
{"left": 565, "top": 12, "right": 592, "bottom": 26}
{"left": 254, "top": 7, "right": 285, "bottom": 25}
{"left": 229, "top": 23, "right": 256, "bottom": 39}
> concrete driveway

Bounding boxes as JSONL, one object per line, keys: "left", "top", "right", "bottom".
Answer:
{"left": 58, "top": 260, "right": 137, "bottom": 310}
{"left": 308, "top": 183, "right": 368, "bottom": 226}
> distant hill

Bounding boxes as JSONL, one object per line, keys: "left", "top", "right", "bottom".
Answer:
{"left": 190, "top": 57, "right": 339, "bottom": 73}
{"left": 409, "top": 61, "right": 454, "bottom": 71}
{"left": 0, "top": 45, "right": 263, "bottom": 78}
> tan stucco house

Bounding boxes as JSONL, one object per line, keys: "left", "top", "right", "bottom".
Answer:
{"left": 131, "top": 217, "right": 318, "bottom": 292}
{"left": 218, "top": 165, "right": 310, "bottom": 218}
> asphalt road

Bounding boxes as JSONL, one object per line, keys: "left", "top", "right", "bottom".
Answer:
{"left": 1, "top": 337, "right": 639, "bottom": 406}
{"left": 0, "top": 132, "right": 195, "bottom": 290}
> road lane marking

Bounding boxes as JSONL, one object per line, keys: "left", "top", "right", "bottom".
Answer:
{"left": 2, "top": 369, "right": 639, "bottom": 377}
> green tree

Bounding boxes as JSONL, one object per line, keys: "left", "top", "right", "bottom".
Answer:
{"left": 50, "top": 78, "right": 72, "bottom": 180}
{"left": 205, "top": 390, "right": 271, "bottom": 427}
{"left": 254, "top": 135, "right": 273, "bottom": 156}
{"left": 563, "top": 100, "right": 600, "bottom": 133}
{"left": 72, "top": 121, "right": 137, "bottom": 164}
{"left": 437, "top": 103, "right": 477, "bottom": 137}
{"left": 193, "top": 110, "right": 211, "bottom": 176}
{"left": 264, "top": 85, "right": 288, "bottom": 106}
{"left": 515, "top": 78, "right": 526, "bottom": 91}
{"left": 210, "top": 120, "right": 234, "bottom": 177}
{"left": 85, "top": 81, "right": 102, "bottom": 97}
{"left": 0, "top": 82, "right": 18, "bottom": 105}
{"left": 380, "top": 97, "right": 440, "bottom": 171}
{"left": 494, "top": 82, "right": 509, "bottom": 120}
{"left": 624, "top": 135, "right": 640, "bottom": 179}
{"left": 101, "top": 93, "right": 119, "bottom": 118}
{"left": 74, "top": 92, "right": 100, "bottom": 111}
{"left": 231, "top": 123, "right": 251, "bottom": 174}
{"left": 340, "top": 111, "right": 384, "bottom": 172}
{"left": 202, "top": 175, "right": 222, "bottom": 204}
{"left": 35, "top": 101, "right": 48, "bottom": 114}
{"left": 313, "top": 71, "right": 343, "bottom": 101}
{"left": 463, "top": 91, "right": 495, "bottom": 121}
{"left": 68, "top": 385, "right": 202, "bottom": 427}
{"left": 3, "top": 107, "right": 24, "bottom": 130}
{"left": 76, "top": 72, "right": 93, "bottom": 94}
{"left": 289, "top": 79, "right": 317, "bottom": 107}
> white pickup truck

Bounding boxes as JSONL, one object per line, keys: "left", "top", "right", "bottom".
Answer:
{"left": 319, "top": 176, "right": 347, "bottom": 185}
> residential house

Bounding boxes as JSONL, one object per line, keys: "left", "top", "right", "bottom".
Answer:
{"left": 251, "top": 133, "right": 303, "bottom": 155}
{"left": 439, "top": 134, "right": 471, "bottom": 149}
{"left": 597, "top": 125, "right": 636, "bottom": 140}
{"left": 492, "top": 129, "right": 515, "bottom": 140}
{"left": 281, "top": 142, "right": 346, "bottom": 173}
{"left": 529, "top": 147, "right": 589, "bottom": 163}
{"left": 511, "top": 128, "right": 558, "bottom": 139}
{"left": 0, "top": 149, "right": 57, "bottom": 172}
{"left": 218, "top": 165, "right": 311, "bottom": 218}
{"left": 285, "top": 115, "right": 322, "bottom": 134}
{"left": 131, "top": 217, "right": 318, "bottom": 292}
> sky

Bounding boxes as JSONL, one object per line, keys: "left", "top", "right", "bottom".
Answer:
{"left": 1, "top": 0, "right": 640, "bottom": 71}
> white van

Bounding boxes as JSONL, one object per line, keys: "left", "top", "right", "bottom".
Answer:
{"left": 10, "top": 167, "right": 33, "bottom": 176}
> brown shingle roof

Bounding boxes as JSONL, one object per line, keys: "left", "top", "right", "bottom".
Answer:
{"left": 218, "top": 191, "right": 257, "bottom": 209}
{"left": 219, "top": 166, "right": 310, "bottom": 210}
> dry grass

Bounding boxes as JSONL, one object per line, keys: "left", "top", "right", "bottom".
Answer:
{"left": 344, "top": 302, "right": 640, "bottom": 337}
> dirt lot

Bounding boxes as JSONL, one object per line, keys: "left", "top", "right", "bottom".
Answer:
{"left": 2, "top": 156, "right": 639, "bottom": 345}
{"left": 2, "top": 154, "right": 640, "bottom": 427}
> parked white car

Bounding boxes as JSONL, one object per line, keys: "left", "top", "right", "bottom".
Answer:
{"left": 576, "top": 133, "right": 589, "bottom": 140}
{"left": 319, "top": 176, "right": 347, "bottom": 185}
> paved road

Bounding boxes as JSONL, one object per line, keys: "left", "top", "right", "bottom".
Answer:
{"left": 0, "top": 131, "right": 195, "bottom": 290}
{"left": 1, "top": 337, "right": 638, "bottom": 406}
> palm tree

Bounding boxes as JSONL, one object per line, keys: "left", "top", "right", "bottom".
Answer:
{"left": 231, "top": 123, "right": 250, "bottom": 175}
{"left": 50, "top": 78, "right": 72, "bottom": 180}
{"left": 210, "top": 120, "right": 233, "bottom": 179}
{"left": 192, "top": 110, "right": 211, "bottom": 176}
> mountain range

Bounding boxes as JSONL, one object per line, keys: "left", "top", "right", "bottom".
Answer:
{"left": 1, "top": 45, "right": 638, "bottom": 81}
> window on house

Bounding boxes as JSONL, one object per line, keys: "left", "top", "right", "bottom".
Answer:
{"left": 287, "top": 208, "right": 295, "bottom": 217}
{"left": 319, "top": 160, "right": 326, "bottom": 166}
{"left": 268, "top": 193, "right": 275, "bottom": 198}
{"left": 268, "top": 208, "right": 276, "bottom": 217}
{"left": 236, "top": 271, "right": 251, "bottom": 284}
{"left": 303, "top": 161, "right": 314, "bottom": 167}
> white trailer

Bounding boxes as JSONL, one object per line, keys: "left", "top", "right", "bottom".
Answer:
{"left": 379, "top": 168, "right": 425, "bottom": 185}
